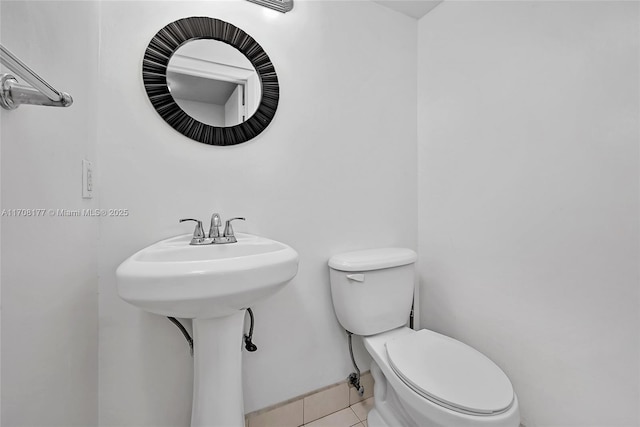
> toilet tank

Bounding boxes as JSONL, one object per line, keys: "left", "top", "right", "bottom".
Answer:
{"left": 329, "top": 248, "right": 417, "bottom": 336}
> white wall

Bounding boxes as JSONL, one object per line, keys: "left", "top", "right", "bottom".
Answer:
{"left": 97, "top": 1, "right": 417, "bottom": 425}
{"left": 0, "top": 1, "right": 100, "bottom": 425}
{"left": 417, "top": 2, "right": 639, "bottom": 426}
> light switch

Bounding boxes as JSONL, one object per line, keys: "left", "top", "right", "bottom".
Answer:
{"left": 82, "top": 159, "right": 93, "bottom": 199}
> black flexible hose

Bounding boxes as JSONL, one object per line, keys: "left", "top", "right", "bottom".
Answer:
{"left": 167, "top": 310, "right": 256, "bottom": 355}
{"left": 246, "top": 308, "right": 255, "bottom": 338}
{"left": 244, "top": 308, "right": 258, "bottom": 352}
{"left": 167, "top": 316, "right": 193, "bottom": 356}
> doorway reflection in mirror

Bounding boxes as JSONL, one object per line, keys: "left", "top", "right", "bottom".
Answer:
{"left": 166, "top": 40, "right": 261, "bottom": 127}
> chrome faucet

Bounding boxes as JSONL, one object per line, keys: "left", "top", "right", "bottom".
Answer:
{"left": 221, "top": 217, "right": 245, "bottom": 243}
{"left": 180, "top": 214, "right": 245, "bottom": 245}
{"left": 209, "top": 213, "right": 222, "bottom": 238}
{"left": 179, "top": 218, "right": 206, "bottom": 245}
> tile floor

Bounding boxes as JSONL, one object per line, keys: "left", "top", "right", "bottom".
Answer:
{"left": 302, "top": 397, "right": 373, "bottom": 427}
{"left": 246, "top": 373, "right": 375, "bottom": 427}
{"left": 249, "top": 373, "right": 525, "bottom": 427}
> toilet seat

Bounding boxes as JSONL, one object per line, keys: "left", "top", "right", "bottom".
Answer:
{"left": 385, "top": 329, "right": 514, "bottom": 416}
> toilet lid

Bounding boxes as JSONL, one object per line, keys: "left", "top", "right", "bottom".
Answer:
{"left": 385, "top": 330, "right": 514, "bottom": 416}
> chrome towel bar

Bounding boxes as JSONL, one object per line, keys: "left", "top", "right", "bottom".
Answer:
{"left": 0, "top": 44, "right": 73, "bottom": 110}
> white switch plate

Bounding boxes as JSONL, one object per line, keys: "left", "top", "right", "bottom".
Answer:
{"left": 82, "top": 159, "right": 93, "bottom": 199}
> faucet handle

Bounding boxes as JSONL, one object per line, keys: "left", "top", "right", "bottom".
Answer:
{"left": 179, "top": 218, "right": 205, "bottom": 245}
{"left": 223, "top": 217, "right": 246, "bottom": 240}
{"left": 209, "top": 213, "right": 222, "bottom": 238}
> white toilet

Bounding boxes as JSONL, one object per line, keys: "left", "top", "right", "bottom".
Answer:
{"left": 329, "top": 248, "right": 520, "bottom": 427}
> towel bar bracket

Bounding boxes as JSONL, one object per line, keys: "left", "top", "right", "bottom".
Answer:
{"left": 0, "top": 74, "right": 17, "bottom": 110}
{"left": 0, "top": 73, "right": 72, "bottom": 110}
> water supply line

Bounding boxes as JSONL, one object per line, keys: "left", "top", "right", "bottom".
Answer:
{"left": 410, "top": 298, "right": 415, "bottom": 330}
{"left": 167, "top": 317, "right": 193, "bottom": 357}
{"left": 244, "top": 308, "right": 258, "bottom": 352}
{"left": 167, "top": 308, "right": 258, "bottom": 356}
{"left": 346, "top": 330, "right": 364, "bottom": 397}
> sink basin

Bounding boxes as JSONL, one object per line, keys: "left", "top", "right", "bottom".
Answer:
{"left": 116, "top": 231, "right": 298, "bottom": 426}
{"left": 116, "top": 233, "right": 299, "bottom": 319}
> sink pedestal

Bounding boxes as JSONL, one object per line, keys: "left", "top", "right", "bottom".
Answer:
{"left": 192, "top": 311, "right": 246, "bottom": 427}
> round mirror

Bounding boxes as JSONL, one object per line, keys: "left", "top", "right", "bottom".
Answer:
{"left": 142, "top": 17, "right": 279, "bottom": 146}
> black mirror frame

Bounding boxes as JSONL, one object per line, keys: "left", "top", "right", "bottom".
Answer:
{"left": 142, "top": 17, "right": 279, "bottom": 146}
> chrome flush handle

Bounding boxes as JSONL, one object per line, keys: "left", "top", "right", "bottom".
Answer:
{"left": 179, "top": 218, "right": 206, "bottom": 245}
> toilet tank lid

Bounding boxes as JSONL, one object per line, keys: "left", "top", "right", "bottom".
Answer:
{"left": 329, "top": 248, "right": 417, "bottom": 272}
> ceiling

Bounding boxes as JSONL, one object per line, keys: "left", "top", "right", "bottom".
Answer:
{"left": 371, "top": 0, "right": 443, "bottom": 19}
{"left": 167, "top": 71, "right": 237, "bottom": 105}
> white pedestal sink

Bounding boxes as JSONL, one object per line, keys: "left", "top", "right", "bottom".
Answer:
{"left": 116, "top": 233, "right": 299, "bottom": 427}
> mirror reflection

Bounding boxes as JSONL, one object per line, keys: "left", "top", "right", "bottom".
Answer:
{"left": 166, "top": 40, "right": 261, "bottom": 127}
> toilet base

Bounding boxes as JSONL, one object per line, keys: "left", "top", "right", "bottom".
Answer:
{"left": 369, "top": 361, "right": 419, "bottom": 427}
{"left": 366, "top": 409, "right": 387, "bottom": 427}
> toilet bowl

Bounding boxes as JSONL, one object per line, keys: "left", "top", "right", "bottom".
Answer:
{"left": 328, "top": 248, "right": 520, "bottom": 427}
{"left": 364, "top": 327, "right": 519, "bottom": 427}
